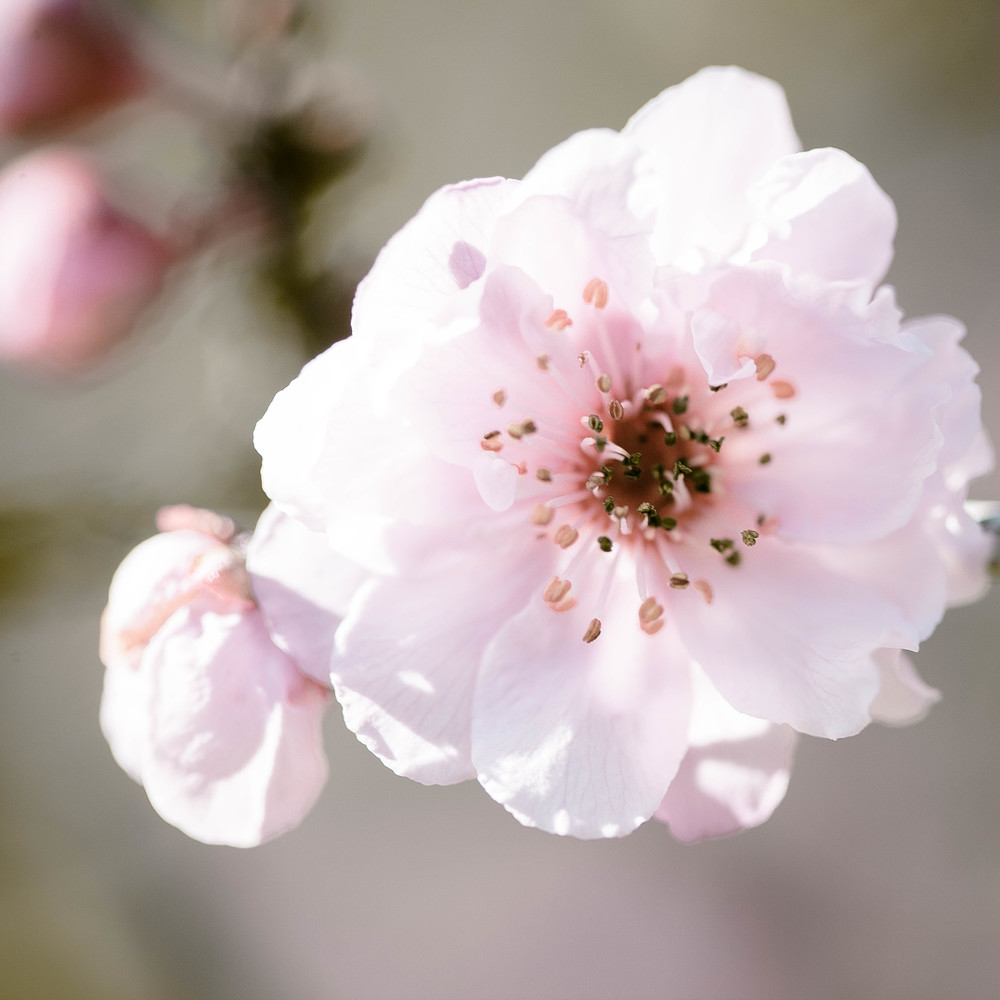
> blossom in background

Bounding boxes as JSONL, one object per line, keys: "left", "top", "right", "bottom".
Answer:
{"left": 0, "top": 0, "right": 145, "bottom": 136}
{"left": 99, "top": 506, "right": 330, "bottom": 847}
{"left": 254, "top": 67, "right": 991, "bottom": 840}
{"left": 0, "top": 149, "right": 172, "bottom": 374}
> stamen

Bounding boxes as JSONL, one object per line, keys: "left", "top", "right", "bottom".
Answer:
{"left": 554, "top": 525, "right": 579, "bottom": 549}
{"left": 741, "top": 529, "right": 759, "bottom": 547}
{"left": 771, "top": 380, "right": 796, "bottom": 399}
{"left": 776, "top": 414, "right": 787, "bottom": 425}
{"left": 759, "top": 453, "right": 772, "bottom": 465}
{"left": 507, "top": 419, "right": 537, "bottom": 439}
{"left": 608, "top": 399, "right": 624, "bottom": 421}
{"left": 582, "top": 618, "right": 602, "bottom": 643}
{"left": 597, "top": 536, "right": 613, "bottom": 552}
{"left": 672, "top": 395, "right": 689, "bottom": 415}
{"left": 669, "top": 572, "right": 689, "bottom": 589}
{"left": 536, "top": 468, "right": 552, "bottom": 482}
{"left": 583, "top": 277, "right": 609, "bottom": 309}
{"left": 536, "top": 355, "right": 550, "bottom": 371}
{"left": 731, "top": 406, "right": 749, "bottom": 428}
{"left": 531, "top": 504, "right": 555, "bottom": 525}
{"left": 646, "top": 384, "right": 667, "bottom": 405}
{"left": 577, "top": 351, "right": 591, "bottom": 368}
{"left": 543, "top": 577, "right": 571, "bottom": 603}
{"left": 710, "top": 383, "right": 728, "bottom": 392}
{"left": 754, "top": 354, "right": 776, "bottom": 380}
{"left": 545, "top": 309, "right": 572, "bottom": 330}
{"left": 586, "top": 414, "right": 604, "bottom": 433}
{"left": 492, "top": 389, "right": 506, "bottom": 407}
{"left": 692, "top": 579, "right": 714, "bottom": 604}
{"left": 596, "top": 373, "right": 612, "bottom": 393}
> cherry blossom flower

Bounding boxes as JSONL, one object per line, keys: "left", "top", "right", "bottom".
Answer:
{"left": 0, "top": 0, "right": 145, "bottom": 136}
{"left": 253, "top": 67, "right": 992, "bottom": 839}
{"left": 0, "top": 149, "right": 172, "bottom": 374}
{"left": 99, "top": 506, "right": 330, "bottom": 847}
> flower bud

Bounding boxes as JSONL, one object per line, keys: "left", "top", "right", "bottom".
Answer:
{"left": 99, "top": 506, "right": 330, "bottom": 847}
{"left": 0, "top": 0, "right": 145, "bottom": 135}
{"left": 0, "top": 149, "right": 172, "bottom": 374}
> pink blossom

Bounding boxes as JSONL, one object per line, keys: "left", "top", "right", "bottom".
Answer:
{"left": 99, "top": 506, "right": 330, "bottom": 847}
{"left": 0, "top": 149, "right": 172, "bottom": 374}
{"left": 253, "top": 67, "right": 992, "bottom": 839}
{"left": 0, "top": 0, "right": 145, "bottom": 136}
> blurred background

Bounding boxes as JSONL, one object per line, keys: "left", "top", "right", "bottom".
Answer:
{"left": 2, "top": 0, "right": 1000, "bottom": 997}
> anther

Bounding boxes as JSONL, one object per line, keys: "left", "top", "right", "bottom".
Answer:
{"left": 531, "top": 504, "right": 555, "bottom": 525}
{"left": 741, "top": 529, "right": 759, "bottom": 546}
{"left": 536, "top": 355, "right": 550, "bottom": 371}
{"left": 554, "top": 525, "right": 579, "bottom": 549}
{"left": 543, "top": 577, "right": 572, "bottom": 603}
{"left": 608, "top": 399, "right": 624, "bottom": 421}
{"left": 759, "top": 453, "right": 772, "bottom": 465}
{"left": 776, "top": 414, "right": 787, "bottom": 425}
{"left": 596, "top": 374, "right": 612, "bottom": 393}
{"left": 481, "top": 430, "right": 503, "bottom": 452}
{"left": 545, "top": 309, "right": 572, "bottom": 330}
{"left": 725, "top": 552, "right": 742, "bottom": 566}
{"left": 582, "top": 618, "right": 602, "bottom": 643}
{"left": 710, "top": 383, "right": 728, "bottom": 392}
{"left": 612, "top": 505, "right": 629, "bottom": 520}
{"left": 672, "top": 395, "right": 689, "bottom": 415}
{"left": 754, "top": 354, "right": 776, "bottom": 380}
{"left": 492, "top": 389, "right": 506, "bottom": 407}
{"left": 597, "top": 536, "right": 613, "bottom": 552}
{"left": 638, "top": 597, "right": 665, "bottom": 635}
{"left": 536, "top": 468, "right": 552, "bottom": 482}
{"left": 731, "top": 406, "right": 749, "bottom": 428}
{"left": 646, "top": 384, "right": 667, "bottom": 405}
{"left": 771, "top": 380, "right": 796, "bottom": 399}
{"left": 692, "top": 580, "right": 714, "bottom": 604}
{"left": 577, "top": 351, "right": 591, "bottom": 368}
{"left": 669, "top": 573, "right": 689, "bottom": 589}
{"left": 508, "top": 419, "right": 537, "bottom": 439}
{"left": 583, "top": 277, "right": 609, "bottom": 309}
{"left": 586, "top": 414, "right": 604, "bottom": 433}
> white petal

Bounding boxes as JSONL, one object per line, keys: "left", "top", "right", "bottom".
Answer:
{"left": 869, "top": 649, "right": 941, "bottom": 727}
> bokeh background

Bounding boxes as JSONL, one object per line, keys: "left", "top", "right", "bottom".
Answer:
{"left": 2, "top": 1, "right": 1000, "bottom": 997}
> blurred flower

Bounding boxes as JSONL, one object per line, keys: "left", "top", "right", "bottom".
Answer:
{"left": 253, "top": 67, "right": 992, "bottom": 839}
{"left": 0, "top": 149, "right": 172, "bottom": 374}
{"left": 99, "top": 505, "right": 330, "bottom": 847}
{"left": 0, "top": 0, "right": 145, "bottom": 136}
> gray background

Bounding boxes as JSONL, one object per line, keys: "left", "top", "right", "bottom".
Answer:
{"left": 2, "top": 1, "right": 1000, "bottom": 997}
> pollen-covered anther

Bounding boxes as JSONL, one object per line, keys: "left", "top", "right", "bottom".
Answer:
{"left": 731, "top": 406, "right": 749, "bottom": 428}
{"left": 543, "top": 576, "right": 574, "bottom": 609}
{"left": 554, "top": 525, "right": 579, "bottom": 549}
{"left": 531, "top": 503, "right": 555, "bottom": 525}
{"left": 536, "top": 468, "right": 552, "bottom": 482}
{"left": 582, "top": 618, "right": 602, "bottom": 643}
{"left": 771, "top": 380, "right": 796, "bottom": 399}
{"left": 545, "top": 309, "right": 572, "bottom": 330}
{"left": 754, "top": 353, "right": 776, "bottom": 380}
{"left": 481, "top": 430, "right": 503, "bottom": 452}
{"left": 645, "top": 384, "right": 667, "bottom": 405}
{"left": 692, "top": 579, "right": 713, "bottom": 604}
{"left": 669, "top": 572, "right": 689, "bottom": 589}
{"left": 741, "top": 529, "right": 759, "bottom": 546}
{"left": 492, "top": 389, "right": 506, "bottom": 407}
{"left": 583, "top": 277, "right": 609, "bottom": 309}
{"left": 638, "top": 597, "right": 665, "bottom": 635}
{"left": 596, "top": 373, "right": 612, "bottom": 393}
{"left": 608, "top": 399, "right": 624, "bottom": 421}
{"left": 507, "top": 419, "right": 537, "bottom": 439}
{"left": 612, "top": 505, "right": 629, "bottom": 520}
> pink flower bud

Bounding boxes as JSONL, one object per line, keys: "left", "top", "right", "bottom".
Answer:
{"left": 99, "top": 506, "right": 330, "bottom": 847}
{"left": 0, "top": 149, "right": 172, "bottom": 373}
{"left": 0, "top": 0, "right": 145, "bottom": 135}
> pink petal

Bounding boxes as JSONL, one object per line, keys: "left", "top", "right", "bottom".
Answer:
{"left": 747, "top": 147, "right": 897, "bottom": 289}
{"left": 869, "top": 649, "right": 941, "bottom": 727}
{"left": 472, "top": 563, "right": 693, "bottom": 839}
{"left": 623, "top": 66, "right": 800, "bottom": 268}
{"left": 331, "top": 534, "right": 551, "bottom": 786}
{"left": 655, "top": 668, "right": 797, "bottom": 842}
{"left": 247, "top": 504, "right": 366, "bottom": 687}
{"left": 671, "top": 538, "right": 902, "bottom": 738}
{"left": 99, "top": 650, "right": 149, "bottom": 783}
{"left": 139, "top": 599, "right": 329, "bottom": 848}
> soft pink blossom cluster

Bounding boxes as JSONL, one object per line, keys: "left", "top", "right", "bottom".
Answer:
{"left": 99, "top": 67, "right": 992, "bottom": 846}
{"left": 248, "top": 67, "right": 991, "bottom": 841}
